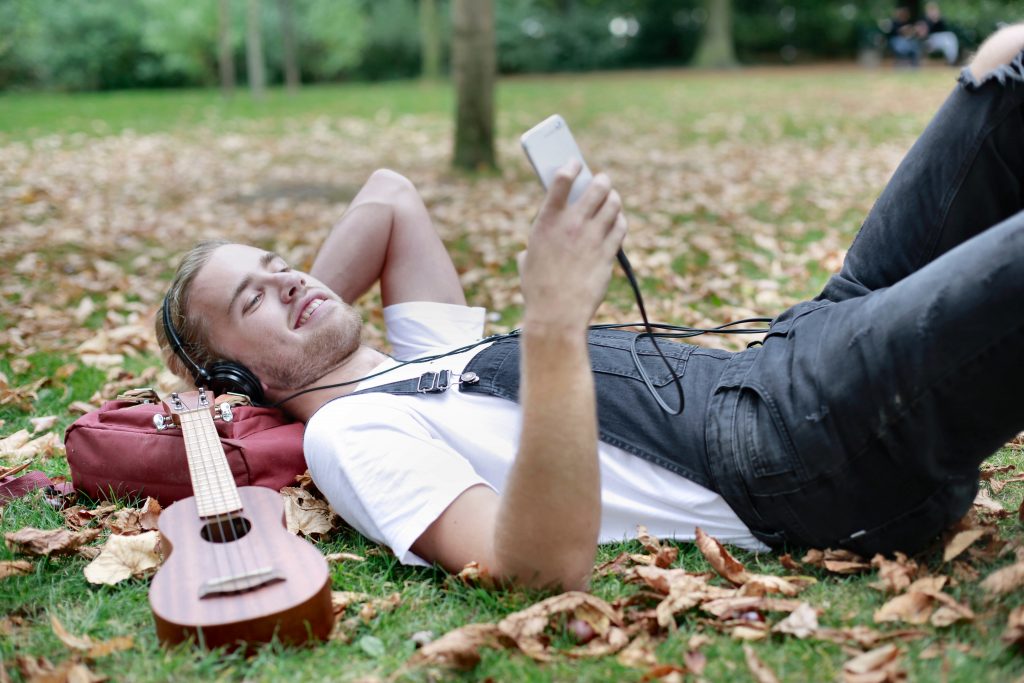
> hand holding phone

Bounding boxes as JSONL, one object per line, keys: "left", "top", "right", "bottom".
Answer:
{"left": 520, "top": 115, "right": 594, "bottom": 204}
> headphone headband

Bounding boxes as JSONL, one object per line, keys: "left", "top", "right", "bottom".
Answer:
{"left": 162, "top": 294, "right": 210, "bottom": 385}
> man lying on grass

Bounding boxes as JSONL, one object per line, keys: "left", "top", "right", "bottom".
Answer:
{"left": 156, "top": 26, "right": 1024, "bottom": 592}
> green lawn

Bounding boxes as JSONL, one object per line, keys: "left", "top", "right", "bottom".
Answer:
{"left": 3, "top": 65, "right": 1023, "bottom": 682}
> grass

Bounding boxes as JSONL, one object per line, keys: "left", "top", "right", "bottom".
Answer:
{"left": 3, "top": 63, "right": 1023, "bottom": 681}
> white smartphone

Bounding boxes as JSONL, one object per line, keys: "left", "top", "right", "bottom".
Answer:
{"left": 520, "top": 114, "right": 594, "bottom": 204}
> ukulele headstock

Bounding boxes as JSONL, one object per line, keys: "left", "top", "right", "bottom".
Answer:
{"left": 154, "top": 389, "right": 234, "bottom": 431}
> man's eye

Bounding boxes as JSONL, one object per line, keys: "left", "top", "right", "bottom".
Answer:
{"left": 244, "top": 292, "right": 263, "bottom": 313}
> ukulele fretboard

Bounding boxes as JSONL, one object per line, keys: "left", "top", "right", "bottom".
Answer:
{"left": 179, "top": 409, "right": 243, "bottom": 518}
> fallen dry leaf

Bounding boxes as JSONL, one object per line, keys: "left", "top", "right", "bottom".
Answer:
{"left": 0, "top": 559, "right": 32, "bottom": 579}
{"left": 842, "top": 644, "right": 905, "bottom": 683}
{"left": 772, "top": 602, "right": 819, "bottom": 639}
{"left": 497, "top": 591, "right": 623, "bottom": 661}
{"left": 82, "top": 530, "right": 161, "bottom": 585}
{"left": 404, "top": 622, "right": 507, "bottom": 670}
{"left": 743, "top": 644, "right": 781, "bottom": 683}
{"left": 870, "top": 553, "right": 918, "bottom": 593}
{"left": 456, "top": 560, "right": 495, "bottom": 590}
{"left": 617, "top": 630, "right": 659, "bottom": 669}
{"left": 944, "top": 528, "right": 989, "bottom": 562}
{"left": 973, "top": 488, "right": 1007, "bottom": 516}
{"left": 139, "top": 497, "right": 161, "bottom": 531}
{"left": 1002, "top": 605, "right": 1024, "bottom": 647}
{"left": 280, "top": 486, "right": 335, "bottom": 538}
{"left": 29, "top": 415, "right": 57, "bottom": 433}
{"left": 324, "top": 552, "right": 366, "bottom": 563}
{"left": 980, "top": 562, "right": 1024, "bottom": 597}
{"left": 802, "top": 548, "right": 871, "bottom": 574}
{"left": 50, "top": 614, "right": 135, "bottom": 659}
{"left": 5, "top": 527, "right": 100, "bottom": 557}
{"left": 636, "top": 525, "right": 679, "bottom": 568}
{"left": 694, "top": 527, "right": 750, "bottom": 585}
{"left": 0, "top": 429, "right": 30, "bottom": 454}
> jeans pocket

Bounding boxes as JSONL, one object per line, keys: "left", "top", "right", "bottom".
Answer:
{"left": 737, "top": 383, "right": 803, "bottom": 480}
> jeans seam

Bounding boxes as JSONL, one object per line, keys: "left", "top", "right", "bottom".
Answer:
{"left": 921, "top": 96, "right": 1021, "bottom": 271}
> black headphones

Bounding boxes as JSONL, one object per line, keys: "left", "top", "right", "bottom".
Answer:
{"left": 162, "top": 294, "right": 266, "bottom": 405}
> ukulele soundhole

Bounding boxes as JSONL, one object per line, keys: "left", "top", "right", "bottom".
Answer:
{"left": 200, "top": 515, "right": 252, "bottom": 543}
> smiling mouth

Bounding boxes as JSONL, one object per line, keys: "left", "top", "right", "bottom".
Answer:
{"left": 296, "top": 298, "right": 325, "bottom": 328}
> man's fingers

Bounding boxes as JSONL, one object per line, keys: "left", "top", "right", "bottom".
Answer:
{"left": 578, "top": 173, "right": 612, "bottom": 218}
{"left": 541, "top": 160, "right": 581, "bottom": 214}
{"left": 594, "top": 189, "right": 622, "bottom": 232}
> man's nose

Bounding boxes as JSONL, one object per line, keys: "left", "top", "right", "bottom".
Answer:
{"left": 278, "top": 271, "right": 307, "bottom": 302}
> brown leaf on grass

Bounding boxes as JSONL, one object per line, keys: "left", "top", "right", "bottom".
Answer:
{"left": 139, "top": 497, "right": 161, "bottom": 531}
{"left": 595, "top": 551, "right": 634, "bottom": 576}
{"left": 737, "top": 573, "right": 807, "bottom": 597}
{"left": 701, "top": 596, "right": 805, "bottom": 620}
{"left": 0, "top": 429, "right": 30, "bottom": 454}
{"left": 280, "top": 486, "right": 336, "bottom": 538}
{"left": 29, "top": 415, "right": 58, "bottom": 433}
{"left": 874, "top": 591, "right": 934, "bottom": 625}
{"left": 62, "top": 504, "right": 118, "bottom": 529}
{"left": 456, "top": 561, "right": 495, "bottom": 590}
{"left": 842, "top": 644, "right": 905, "bottom": 683}
{"left": 694, "top": 527, "right": 750, "bottom": 585}
{"left": 50, "top": 615, "right": 134, "bottom": 659}
{"left": 497, "top": 591, "right": 623, "bottom": 661}
{"left": 814, "top": 626, "right": 927, "bottom": 649}
{"left": 68, "top": 401, "right": 100, "bottom": 415}
{"left": 404, "top": 623, "right": 507, "bottom": 671}
{"left": 684, "top": 648, "right": 707, "bottom": 675}
{"left": 82, "top": 531, "right": 161, "bottom": 585}
{"left": 617, "top": 631, "right": 659, "bottom": 669}
{"left": 5, "top": 527, "right": 100, "bottom": 557}
{"left": 802, "top": 548, "right": 871, "bottom": 574}
{"left": 973, "top": 488, "right": 1007, "bottom": 517}
{"left": 103, "top": 508, "right": 143, "bottom": 535}
{"left": 324, "top": 552, "right": 366, "bottom": 563}
{"left": 636, "top": 525, "right": 679, "bottom": 568}
{"left": 980, "top": 562, "right": 1024, "bottom": 597}
{"left": 943, "top": 527, "right": 989, "bottom": 563}
{"left": 639, "top": 664, "right": 687, "bottom": 683}
{"left": 358, "top": 592, "right": 401, "bottom": 623}
{"left": 1002, "top": 605, "right": 1024, "bottom": 647}
{"left": 331, "top": 591, "right": 372, "bottom": 614}
{"left": 743, "top": 644, "right": 781, "bottom": 683}
{"left": 779, "top": 553, "right": 803, "bottom": 572}
{"left": 772, "top": 602, "right": 820, "bottom": 639}
{"left": 0, "top": 560, "right": 32, "bottom": 579}
{"left": 870, "top": 553, "right": 918, "bottom": 593}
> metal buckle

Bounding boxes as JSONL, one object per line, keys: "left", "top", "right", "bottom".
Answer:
{"left": 416, "top": 370, "right": 452, "bottom": 393}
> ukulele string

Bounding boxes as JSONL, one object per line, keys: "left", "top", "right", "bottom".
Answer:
{"left": 186, "top": 408, "right": 248, "bottom": 588}
{"left": 196, "top": 404, "right": 265, "bottom": 592}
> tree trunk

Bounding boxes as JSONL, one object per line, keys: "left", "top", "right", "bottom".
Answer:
{"left": 693, "top": 0, "right": 737, "bottom": 68}
{"left": 277, "top": 0, "right": 300, "bottom": 91}
{"left": 451, "top": 0, "right": 496, "bottom": 171}
{"left": 246, "top": 0, "right": 266, "bottom": 98}
{"left": 419, "top": 0, "right": 442, "bottom": 81}
{"left": 218, "top": 0, "right": 235, "bottom": 95}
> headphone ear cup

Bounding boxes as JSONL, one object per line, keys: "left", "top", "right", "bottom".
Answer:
{"left": 206, "top": 361, "right": 265, "bottom": 406}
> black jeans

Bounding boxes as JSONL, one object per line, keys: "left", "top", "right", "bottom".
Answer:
{"left": 706, "top": 55, "right": 1024, "bottom": 554}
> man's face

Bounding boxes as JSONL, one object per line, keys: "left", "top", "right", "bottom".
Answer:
{"left": 189, "top": 243, "right": 362, "bottom": 392}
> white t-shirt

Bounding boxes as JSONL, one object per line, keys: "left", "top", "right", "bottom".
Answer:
{"left": 304, "top": 301, "right": 768, "bottom": 566}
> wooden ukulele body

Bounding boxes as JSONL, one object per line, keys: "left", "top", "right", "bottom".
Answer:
{"left": 149, "top": 485, "right": 333, "bottom": 650}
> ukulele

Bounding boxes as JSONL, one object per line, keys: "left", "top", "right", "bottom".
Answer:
{"left": 148, "top": 389, "right": 334, "bottom": 650}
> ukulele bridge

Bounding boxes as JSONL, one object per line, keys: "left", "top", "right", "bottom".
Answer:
{"left": 199, "top": 566, "right": 285, "bottom": 598}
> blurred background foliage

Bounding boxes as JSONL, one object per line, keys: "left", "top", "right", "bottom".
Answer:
{"left": 0, "top": 0, "right": 1020, "bottom": 92}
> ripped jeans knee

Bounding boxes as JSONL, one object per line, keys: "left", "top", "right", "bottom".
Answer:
{"left": 961, "top": 44, "right": 1024, "bottom": 89}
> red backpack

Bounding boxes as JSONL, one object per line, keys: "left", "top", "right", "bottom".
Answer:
{"left": 65, "top": 395, "right": 307, "bottom": 506}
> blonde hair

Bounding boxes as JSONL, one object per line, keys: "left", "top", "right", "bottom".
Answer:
{"left": 155, "top": 239, "right": 231, "bottom": 380}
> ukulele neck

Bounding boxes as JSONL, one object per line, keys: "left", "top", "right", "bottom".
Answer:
{"left": 176, "top": 400, "right": 242, "bottom": 518}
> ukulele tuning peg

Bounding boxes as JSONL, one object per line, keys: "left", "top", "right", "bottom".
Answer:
{"left": 153, "top": 414, "right": 176, "bottom": 431}
{"left": 217, "top": 402, "right": 234, "bottom": 423}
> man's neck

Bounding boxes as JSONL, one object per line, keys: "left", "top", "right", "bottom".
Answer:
{"left": 271, "top": 344, "right": 390, "bottom": 422}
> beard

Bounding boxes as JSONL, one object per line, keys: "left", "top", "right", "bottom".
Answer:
{"left": 252, "top": 304, "right": 364, "bottom": 391}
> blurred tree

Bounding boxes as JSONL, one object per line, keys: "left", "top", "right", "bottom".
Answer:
{"left": 294, "top": 0, "right": 365, "bottom": 81}
{"left": 452, "top": 0, "right": 496, "bottom": 170}
{"left": 420, "top": 0, "right": 443, "bottom": 80}
{"left": 218, "top": 0, "right": 236, "bottom": 94}
{"left": 246, "top": 0, "right": 266, "bottom": 97}
{"left": 278, "top": 0, "right": 300, "bottom": 90}
{"left": 694, "top": 0, "right": 737, "bottom": 67}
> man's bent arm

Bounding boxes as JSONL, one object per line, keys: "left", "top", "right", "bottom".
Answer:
{"left": 310, "top": 169, "right": 465, "bottom": 307}
{"left": 412, "top": 164, "right": 626, "bottom": 590}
